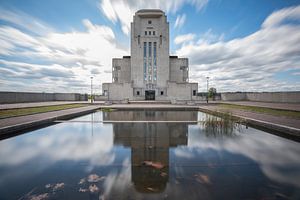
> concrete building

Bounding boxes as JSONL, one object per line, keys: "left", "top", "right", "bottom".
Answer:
{"left": 102, "top": 9, "right": 198, "bottom": 101}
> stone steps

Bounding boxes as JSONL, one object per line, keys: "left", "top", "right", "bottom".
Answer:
{"left": 129, "top": 100, "right": 171, "bottom": 104}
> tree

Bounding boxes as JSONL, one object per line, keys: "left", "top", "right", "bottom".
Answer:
{"left": 208, "top": 87, "right": 217, "bottom": 98}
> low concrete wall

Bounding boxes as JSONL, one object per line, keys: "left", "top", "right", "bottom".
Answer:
{"left": 221, "top": 92, "right": 300, "bottom": 103}
{"left": 221, "top": 93, "right": 247, "bottom": 101}
{"left": 94, "top": 95, "right": 107, "bottom": 101}
{"left": 0, "top": 92, "right": 88, "bottom": 104}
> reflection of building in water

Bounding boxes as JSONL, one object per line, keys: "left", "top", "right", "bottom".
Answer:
{"left": 103, "top": 111, "right": 197, "bottom": 193}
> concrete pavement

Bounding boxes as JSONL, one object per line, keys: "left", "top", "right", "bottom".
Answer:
{"left": 0, "top": 105, "right": 101, "bottom": 136}
{"left": 211, "top": 101, "right": 300, "bottom": 111}
{"left": 2, "top": 100, "right": 299, "bottom": 111}
{"left": 198, "top": 104, "right": 300, "bottom": 139}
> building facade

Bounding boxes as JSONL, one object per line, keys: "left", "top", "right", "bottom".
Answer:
{"left": 102, "top": 9, "right": 198, "bottom": 101}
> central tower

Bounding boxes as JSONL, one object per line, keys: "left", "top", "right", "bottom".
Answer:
{"left": 131, "top": 9, "right": 169, "bottom": 96}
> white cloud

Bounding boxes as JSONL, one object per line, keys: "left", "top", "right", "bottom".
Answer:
{"left": 0, "top": 10, "right": 128, "bottom": 93}
{"left": 197, "top": 29, "right": 224, "bottom": 44}
{"left": 176, "top": 5, "right": 300, "bottom": 92}
{"left": 174, "top": 14, "right": 186, "bottom": 29}
{"left": 98, "top": 0, "right": 209, "bottom": 35}
{"left": 0, "top": 8, "right": 53, "bottom": 35}
{"left": 174, "top": 33, "right": 195, "bottom": 44}
{"left": 262, "top": 5, "right": 300, "bottom": 28}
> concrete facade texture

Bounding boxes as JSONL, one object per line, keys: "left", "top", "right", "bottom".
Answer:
{"left": 221, "top": 92, "right": 300, "bottom": 103}
{"left": 102, "top": 9, "right": 198, "bottom": 101}
{"left": 0, "top": 92, "right": 88, "bottom": 104}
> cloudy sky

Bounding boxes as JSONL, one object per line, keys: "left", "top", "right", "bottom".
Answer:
{"left": 0, "top": 0, "right": 300, "bottom": 93}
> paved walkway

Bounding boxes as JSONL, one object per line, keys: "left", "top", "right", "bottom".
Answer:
{"left": 2, "top": 100, "right": 299, "bottom": 111}
{"left": 0, "top": 105, "right": 101, "bottom": 135}
{"left": 201, "top": 105, "right": 300, "bottom": 129}
{"left": 101, "top": 104, "right": 199, "bottom": 110}
{"left": 213, "top": 101, "right": 300, "bottom": 111}
{"left": 198, "top": 105, "right": 300, "bottom": 139}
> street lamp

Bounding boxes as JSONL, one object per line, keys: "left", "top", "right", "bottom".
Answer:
{"left": 90, "top": 76, "right": 93, "bottom": 103}
{"left": 206, "top": 76, "right": 209, "bottom": 103}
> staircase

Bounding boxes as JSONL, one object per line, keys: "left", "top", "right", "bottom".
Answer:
{"left": 129, "top": 100, "right": 171, "bottom": 104}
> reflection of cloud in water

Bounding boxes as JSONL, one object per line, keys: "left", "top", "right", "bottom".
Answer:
{"left": 188, "top": 125, "right": 300, "bottom": 188}
{"left": 174, "top": 147, "right": 194, "bottom": 159}
{"left": 103, "top": 158, "right": 131, "bottom": 196}
{"left": 0, "top": 123, "right": 115, "bottom": 168}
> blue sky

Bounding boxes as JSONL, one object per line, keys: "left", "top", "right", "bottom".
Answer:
{"left": 0, "top": 0, "right": 300, "bottom": 93}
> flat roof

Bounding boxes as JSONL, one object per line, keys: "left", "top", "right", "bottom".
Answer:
{"left": 136, "top": 9, "right": 164, "bottom": 13}
{"left": 136, "top": 9, "right": 164, "bottom": 18}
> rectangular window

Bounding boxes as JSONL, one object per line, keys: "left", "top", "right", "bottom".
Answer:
{"left": 148, "top": 42, "right": 152, "bottom": 57}
{"left": 149, "top": 31, "right": 151, "bottom": 35}
{"left": 153, "top": 42, "right": 157, "bottom": 81}
{"left": 153, "top": 31, "right": 155, "bottom": 35}
{"left": 145, "top": 31, "right": 147, "bottom": 35}
{"left": 148, "top": 42, "right": 152, "bottom": 82}
{"left": 161, "top": 91, "right": 164, "bottom": 95}
{"left": 143, "top": 42, "right": 147, "bottom": 81}
{"left": 137, "top": 91, "right": 140, "bottom": 96}
{"left": 148, "top": 20, "right": 152, "bottom": 24}
{"left": 193, "top": 90, "right": 197, "bottom": 96}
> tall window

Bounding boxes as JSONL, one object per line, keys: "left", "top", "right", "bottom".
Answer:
{"left": 148, "top": 42, "right": 152, "bottom": 82}
{"left": 143, "top": 42, "right": 147, "bottom": 81}
{"left": 153, "top": 42, "right": 157, "bottom": 81}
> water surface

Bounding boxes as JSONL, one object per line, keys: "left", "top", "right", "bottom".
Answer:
{"left": 0, "top": 111, "right": 299, "bottom": 200}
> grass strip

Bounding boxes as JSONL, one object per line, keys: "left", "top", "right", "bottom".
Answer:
{"left": 219, "top": 104, "right": 300, "bottom": 119}
{"left": 0, "top": 104, "right": 88, "bottom": 119}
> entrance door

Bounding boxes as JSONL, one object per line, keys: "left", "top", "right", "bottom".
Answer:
{"left": 145, "top": 90, "right": 155, "bottom": 100}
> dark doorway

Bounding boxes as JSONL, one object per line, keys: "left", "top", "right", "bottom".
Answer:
{"left": 145, "top": 90, "right": 155, "bottom": 100}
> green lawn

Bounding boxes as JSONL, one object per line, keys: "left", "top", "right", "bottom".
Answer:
{"left": 0, "top": 104, "right": 88, "bottom": 119}
{"left": 219, "top": 104, "right": 300, "bottom": 119}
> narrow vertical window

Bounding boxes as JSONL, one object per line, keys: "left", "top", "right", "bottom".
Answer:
{"left": 160, "top": 35, "right": 162, "bottom": 45}
{"left": 153, "top": 31, "right": 155, "bottom": 35}
{"left": 148, "top": 42, "right": 152, "bottom": 82}
{"left": 143, "top": 42, "right": 147, "bottom": 81}
{"left": 153, "top": 42, "right": 157, "bottom": 81}
{"left": 145, "top": 31, "right": 147, "bottom": 35}
{"left": 149, "top": 31, "right": 151, "bottom": 35}
{"left": 148, "top": 42, "right": 152, "bottom": 57}
{"left": 138, "top": 35, "right": 140, "bottom": 45}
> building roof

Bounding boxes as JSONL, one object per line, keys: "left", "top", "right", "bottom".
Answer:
{"left": 136, "top": 9, "right": 164, "bottom": 18}
{"left": 136, "top": 9, "right": 164, "bottom": 13}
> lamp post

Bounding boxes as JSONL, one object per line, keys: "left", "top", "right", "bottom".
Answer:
{"left": 206, "top": 76, "right": 209, "bottom": 103}
{"left": 90, "top": 76, "right": 93, "bottom": 103}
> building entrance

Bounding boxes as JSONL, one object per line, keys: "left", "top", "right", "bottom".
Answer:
{"left": 145, "top": 90, "right": 155, "bottom": 100}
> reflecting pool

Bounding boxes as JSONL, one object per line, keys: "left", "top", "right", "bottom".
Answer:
{"left": 0, "top": 111, "right": 299, "bottom": 200}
